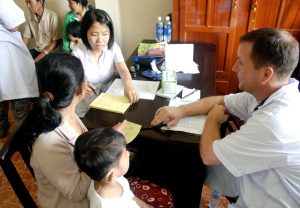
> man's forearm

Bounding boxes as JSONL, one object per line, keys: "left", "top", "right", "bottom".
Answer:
{"left": 180, "top": 95, "right": 225, "bottom": 117}
{"left": 34, "top": 41, "right": 57, "bottom": 62}
{"left": 44, "top": 40, "right": 57, "bottom": 53}
{"left": 200, "top": 117, "right": 222, "bottom": 165}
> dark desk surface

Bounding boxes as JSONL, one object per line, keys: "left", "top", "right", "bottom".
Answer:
{"left": 82, "top": 42, "right": 216, "bottom": 208}
{"left": 82, "top": 42, "right": 216, "bottom": 144}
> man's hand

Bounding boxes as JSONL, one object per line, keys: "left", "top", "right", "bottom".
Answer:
{"left": 206, "top": 105, "right": 229, "bottom": 127}
{"left": 151, "top": 106, "right": 183, "bottom": 128}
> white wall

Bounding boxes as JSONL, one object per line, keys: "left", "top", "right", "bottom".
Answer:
{"left": 94, "top": 0, "right": 122, "bottom": 51}
{"left": 16, "top": 0, "right": 173, "bottom": 59}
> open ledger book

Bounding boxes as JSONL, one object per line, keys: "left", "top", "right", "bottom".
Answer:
{"left": 90, "top": 93, "right": 130, "bottom": 114}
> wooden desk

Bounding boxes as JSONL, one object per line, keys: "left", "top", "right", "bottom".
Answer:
{"left": 82, "top": 42, "right": 216, "bottom": 208}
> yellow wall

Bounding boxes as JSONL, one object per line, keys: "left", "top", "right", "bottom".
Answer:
{"left": 16, "top": 0, "right": 70, "bottom": 26}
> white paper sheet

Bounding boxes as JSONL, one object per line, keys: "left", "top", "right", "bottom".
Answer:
{"left": 161, "top": 97, "right": 206, "bottom": 134}
{"left": 106, "top": 79, "right": 160, "bottom": 100}
{"left": 165, "top": 44, "right": 199, "bottom": 74}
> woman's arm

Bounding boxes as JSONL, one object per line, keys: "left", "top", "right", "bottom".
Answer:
{"left": 116, "top": 61, "right": 139, "bottom": 104}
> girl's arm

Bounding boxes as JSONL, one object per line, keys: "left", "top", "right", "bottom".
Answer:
{"left": 133, "top": 196, "right": 150, "bottom": 208}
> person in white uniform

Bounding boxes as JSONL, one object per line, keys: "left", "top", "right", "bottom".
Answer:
{"left": 74, "top": 127, "right": 149, "bottom": 208}
{"left": 151, "top": 28, "right": 300, "bottom": 208}
{"left": 0, "top": 0, "right": 39, "bottom": 138}
{"left": 72, "top": 9, "right": 139, "bottom": 117}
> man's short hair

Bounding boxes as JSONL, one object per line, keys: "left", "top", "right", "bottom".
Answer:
{"left": 240, "top": 28, "right": 299, "bottom": 78}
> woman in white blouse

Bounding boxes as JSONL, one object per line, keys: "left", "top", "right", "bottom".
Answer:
{"left": 72, "top": 9, "right": 139, "bottom": 117}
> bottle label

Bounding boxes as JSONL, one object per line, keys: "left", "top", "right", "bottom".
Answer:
{"left": 161, "top": 70, "right": 177, "bottom": 94}
{"left": 156, "top": 27, "right": 163, "bottom": 42}
{"left": 163, "top": 23, "right": 172, "bottom": 43}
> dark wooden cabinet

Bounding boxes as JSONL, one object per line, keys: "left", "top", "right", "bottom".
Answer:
{"left": 173, "top": 0, "right": 300, "bottom": 94}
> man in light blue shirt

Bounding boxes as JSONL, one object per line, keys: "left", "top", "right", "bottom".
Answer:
{"left": 151, "top": 28, "right": 300, "bottom": 207}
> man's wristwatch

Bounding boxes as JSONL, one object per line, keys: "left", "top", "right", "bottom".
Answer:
{"left": 43, "top": 49, "right": 48, "bottom": 55}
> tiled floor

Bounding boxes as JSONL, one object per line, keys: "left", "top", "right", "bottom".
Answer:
{"left": 200, "top": 185, "right": 230, "bottom": 208}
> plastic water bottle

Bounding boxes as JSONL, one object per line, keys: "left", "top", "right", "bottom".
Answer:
{"left": 209, "top": 189, "right": 221, "bottom": 208}
{"left": 163, "top": 16, "right": 172, "bottom": 43}
{"left": 156, "top": 16, "right": 164, "bottom": 42}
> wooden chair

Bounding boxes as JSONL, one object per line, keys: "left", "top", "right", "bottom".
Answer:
{"left": 0, "top": 122, "right": 37, "bottom": 208}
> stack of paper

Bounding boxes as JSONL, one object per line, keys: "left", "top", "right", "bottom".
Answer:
{"left": 165, "top": 44, "right": 199, "bottom": 74}
{"left": 90, "top": 93, "right": 130, "bottom": 114}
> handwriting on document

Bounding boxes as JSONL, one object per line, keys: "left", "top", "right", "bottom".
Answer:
{"left": 106, "top": 79, "right": 160, "bottom": 100}
{"left": 161, "top": 97, "right": 206, "bottom": 134}
{"left": 162, "top": 115, "right": 206, "bottom": 135}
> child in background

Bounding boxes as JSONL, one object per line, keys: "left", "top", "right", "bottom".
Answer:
{"left": 66, "top": 21, "right": 82, "bottom": 51}
{"left": 74, "top": 127, "right": 149, "bottom": 208}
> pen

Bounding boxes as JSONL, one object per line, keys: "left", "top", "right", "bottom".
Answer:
{"left": 92, "top": 88, "right": 97, "bottom": 96}
{"left": 88, "top": 82, "right": 98, "bottom": 96}
{"left": 141, "top": 123, "right": 167, "bottom": 131}
{"left": 182, "top": 89, "right": 197, "bottom": 99}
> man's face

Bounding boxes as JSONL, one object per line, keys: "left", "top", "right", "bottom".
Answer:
{"left": 25, "top": 0, "right": 42, "bottom": 14}
{"left": 232, "top": 42, "right": 263, "bottom": 94}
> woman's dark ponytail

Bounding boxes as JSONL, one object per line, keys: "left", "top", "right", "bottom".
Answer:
{"left": 15, "top": 53, "right": 85, "bottom": 145}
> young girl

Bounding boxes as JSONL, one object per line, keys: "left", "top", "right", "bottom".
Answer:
{"left": 66, "top": 20, "right": 81, "bottom": 50}
{"left": 74, "top": 127, "right": 149, "bottom": 208}
{"left": 63, "top": 0, "right": 89, "bottom": 52}
{"left": 72, "top": 9, "right": 139, "bottom": 117}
